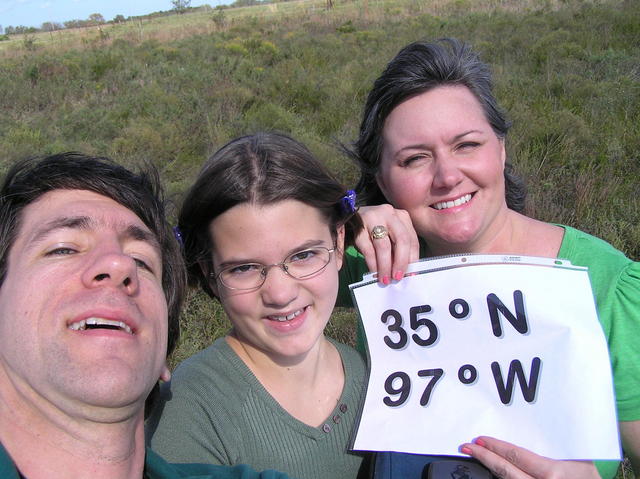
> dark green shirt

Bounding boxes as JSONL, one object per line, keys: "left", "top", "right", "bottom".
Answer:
{"left": 0, "top": 442, "right": 290, "bottom": 479}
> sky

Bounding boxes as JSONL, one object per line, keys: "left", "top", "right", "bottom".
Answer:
{"left": 0, "top": 0, "right": 226, "bottom": 29}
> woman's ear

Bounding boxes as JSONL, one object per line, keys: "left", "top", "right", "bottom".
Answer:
{"left": 376, "top": 171, "right": 390, "bottom": 201}
{"left": 499, "top": 137, "right": 507, "bottom": 167}
{"left": 335, "top": 224, "right": 346, "bottom": 270}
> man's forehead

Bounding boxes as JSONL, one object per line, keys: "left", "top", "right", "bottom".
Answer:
{"left": 19, "top": 189, "right": 156, "bottom": 244}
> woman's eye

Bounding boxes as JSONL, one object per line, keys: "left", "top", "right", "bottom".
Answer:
{"left": 458, "top": 142, "right": 480, "bottom": 151}
{"left": 401, "top": 155, "right": 428, "bottom": 167}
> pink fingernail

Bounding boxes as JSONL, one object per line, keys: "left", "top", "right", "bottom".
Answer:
{"left": 382, "top": 276, "right": 390, "bottom": 285}
{"left": 460, "top": 445, "right": 473, "bottom": 455}
{"left": 475, "top": 438, "right": 486, "bottom": 447}
{"left": 394, "top": 271, "right": 403, "bottom": 281}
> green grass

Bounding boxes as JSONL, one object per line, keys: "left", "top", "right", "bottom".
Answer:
{"left": 0, "top": 2, "right": 638, "bottom": 476}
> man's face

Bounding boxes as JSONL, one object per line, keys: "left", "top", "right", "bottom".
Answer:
{"left": 0, "top": 189, "right": 168, "bottom": 417}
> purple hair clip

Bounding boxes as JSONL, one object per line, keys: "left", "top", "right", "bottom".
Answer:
{"left": 341, "top": 189, "right": 357, "bottom": 214}
{"left": 173, "top": 226, "right": 184, "bottom": 248}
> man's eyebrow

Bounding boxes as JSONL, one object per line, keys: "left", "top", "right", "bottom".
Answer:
{"left": 123, "top": 224, "right": 161, "bottom": 251}
{"left": 28, "top": 216, "right": 160, "bottom": 253}
{"left": 29, "top": 216, "right": 92, "bottom": 245}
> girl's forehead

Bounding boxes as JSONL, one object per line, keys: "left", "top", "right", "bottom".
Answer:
{"left": 208, "top": 200, "right": 332, "bottom": 260}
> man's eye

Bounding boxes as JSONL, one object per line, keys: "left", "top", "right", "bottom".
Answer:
{"left": 133, "top": 257, "right": 152, "bottom": 272}
{"left": 46, "top": 247, "right": 77, "bottom": 256}
{"left": 228, "top": 264, "right": 261, "bottom": 275}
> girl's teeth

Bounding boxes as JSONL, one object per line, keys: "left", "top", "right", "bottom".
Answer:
{"left": 269, "top": 309, "right": 303, "bottom": 322}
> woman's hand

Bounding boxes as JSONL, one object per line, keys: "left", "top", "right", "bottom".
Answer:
{"left": 354, "top": 204, "right": 419, "bottom": 284}
{"left": 460, "top": 436, "right": 599, "bottom": 479}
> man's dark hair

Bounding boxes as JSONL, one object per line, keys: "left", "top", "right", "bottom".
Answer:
{"left": 0, "top": 152, "right": 185, "bottom": 358}
{"left": 350, "top": 37, "right": 526, "bottom": 211}
{"left": 178, "top": 132, "right": 362, "bottom": 298}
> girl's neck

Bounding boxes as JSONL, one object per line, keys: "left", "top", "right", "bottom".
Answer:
{"left": 225, "top": 334, "right": 345, "bottom": 427}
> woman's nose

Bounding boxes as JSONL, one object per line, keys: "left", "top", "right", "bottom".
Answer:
{"left": 432, "top": 155, "right": 464, "bottom": 190}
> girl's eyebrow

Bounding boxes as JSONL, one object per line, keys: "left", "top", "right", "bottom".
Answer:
{"left": 217, "top": 239, "right": 327, "bottom": 268}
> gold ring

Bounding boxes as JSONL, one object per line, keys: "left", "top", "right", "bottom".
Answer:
{"left": 371, "top": 225, "right": 389, "bottom": 240}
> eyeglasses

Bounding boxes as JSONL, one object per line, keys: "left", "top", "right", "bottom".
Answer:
{"left": 214, "top": 246, "right": 335, "bottom": 291}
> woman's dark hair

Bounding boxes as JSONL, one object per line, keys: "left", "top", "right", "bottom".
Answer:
{"left": 179, "top": 132, "right": 363, "bottom": 298}
{"left": 351, "top": 37, "right": 526, "bottom": 212}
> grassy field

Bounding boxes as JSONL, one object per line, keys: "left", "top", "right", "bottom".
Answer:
{"left": 0, "top": 1, "right": 638, "bottom": 475}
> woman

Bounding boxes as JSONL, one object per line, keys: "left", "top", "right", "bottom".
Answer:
{"left": 146, "top": 133, "right": 369, "bottom": 479}
{"left": 340, "top": 38, "right": 640, "bottom": 478}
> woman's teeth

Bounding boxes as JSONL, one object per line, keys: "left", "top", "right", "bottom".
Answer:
{"left": 268, "top": 308, "right": 304, "bottom": 322}
{"left": 432, "top": 193, "right": 472, "bottom": 210}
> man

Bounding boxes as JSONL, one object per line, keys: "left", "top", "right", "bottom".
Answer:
{"left": 0, "top": 153, "right": 288, "bottom": 479}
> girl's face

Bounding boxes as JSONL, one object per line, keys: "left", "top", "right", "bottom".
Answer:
{"left": 208, "top": 200, "right": 344, "bottom": 362}
{"left": 377, "top": 85, "right": 509, "bottom": 255}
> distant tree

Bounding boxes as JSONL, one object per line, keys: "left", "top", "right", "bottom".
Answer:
{"left": 113, "top": 14, "right": 126, "bottom": 23}
{"left": 12, "top": 25, "right": 38, "bottom": 34}
{"left": 171, "top": 0, "right": 191, "bottom": 14}
{"left": 41, "top": 22, "right": 63, "bottom": 32}
{"left": 64, "top": 20, "right": 82, "bottom": 29}
{"left": 0, "top": 25, "right": 3, "bottom": 34}
{"left": 5, "top": 26, "right": 14, "bottom": 34}
{"left": 88, "top": 13, "right": 105, "bottom": 25}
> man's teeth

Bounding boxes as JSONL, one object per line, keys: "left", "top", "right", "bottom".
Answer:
{"left": 432, "top": 193, "right": 472, "bottom": 210}
{"left": 68, "top": 318, "right": 133, "bottom": 334}
{"left": 268, "top": 309, "right": 304, "bottom": 322}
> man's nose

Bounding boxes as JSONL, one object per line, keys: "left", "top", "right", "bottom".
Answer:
{"left": 81, "top": 249, "right": 139, "bottom": 294}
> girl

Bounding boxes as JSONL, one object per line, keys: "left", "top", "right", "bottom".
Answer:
{"left": 147, "top": 132, "right": 368, "bottom": 479}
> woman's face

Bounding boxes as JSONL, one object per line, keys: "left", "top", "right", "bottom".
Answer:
{"left": 377, "top": 85, "right": 508, "bottom": 254}
{"left": 207, "top": 200, "right": 344, "bottom": 362}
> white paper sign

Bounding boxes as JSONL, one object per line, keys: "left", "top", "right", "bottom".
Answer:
{"left": 350, "top": 255, "right": 620, "bottom": 460}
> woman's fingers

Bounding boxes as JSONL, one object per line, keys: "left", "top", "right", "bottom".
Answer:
{"left": 460, "top": 436, "right": 599, "bottom": 479}
{"left": 355, "top": 205, "right": 419, "bottom": 284}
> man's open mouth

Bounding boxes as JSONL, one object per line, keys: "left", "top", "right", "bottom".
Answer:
{"left": 68, "top": 317, "right": 133, "bottom": 334}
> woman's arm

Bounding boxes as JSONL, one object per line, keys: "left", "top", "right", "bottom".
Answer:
{"left": 620, "top": 420, "right": 640, "bottom": 476}
{"left": 354, "top": 204, "right": 419, "bottom": 284}
{"left": 460, "top": 436, "right": 600, "bottom": 479}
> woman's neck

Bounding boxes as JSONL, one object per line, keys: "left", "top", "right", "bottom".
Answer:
{"left": 423, "top": 211, "right": 563, "bottom": 258}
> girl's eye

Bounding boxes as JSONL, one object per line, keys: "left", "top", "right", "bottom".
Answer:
{"left": 289, "top": 249, "right": 317, "bottom": 263}
{"left": 228, "top": 264, "right": 262, "bottom": 275}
